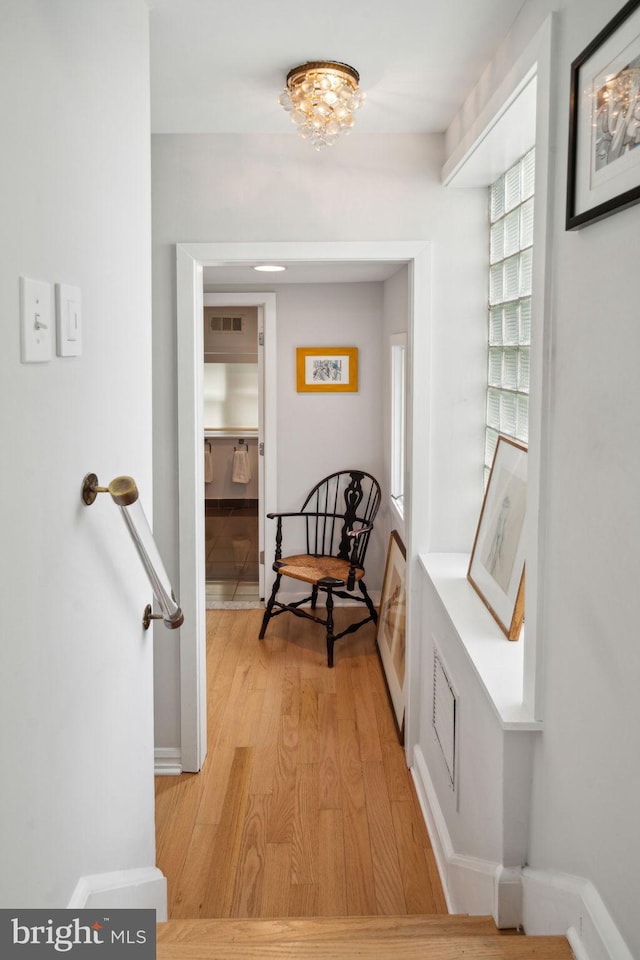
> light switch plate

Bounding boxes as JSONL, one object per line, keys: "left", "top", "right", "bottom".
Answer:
{"left": 56, "top": 283, "right": 82, "bottom": 357}
{"left": 20, "top": 276, "right": 53, "bottom": 363}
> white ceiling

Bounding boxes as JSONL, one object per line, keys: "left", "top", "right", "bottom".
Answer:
{"left": 202, "top": 260, "right": 406, "bottom": 287}
{"left": 150, "top": 0, "right": 526, "bottom": 285}
{"left": 149, "top": 0, "right": 526, "bottom": 136}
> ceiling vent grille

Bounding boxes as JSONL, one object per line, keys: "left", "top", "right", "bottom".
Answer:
{"left": 210, "top": 315, "right": 243, "bottom": 333}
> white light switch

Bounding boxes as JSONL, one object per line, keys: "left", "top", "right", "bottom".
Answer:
{"left": 20, "top": 277, "right": 53, "bottom": 363}
{"left": 56, "top": 283, "right": 82, "bottom": 357}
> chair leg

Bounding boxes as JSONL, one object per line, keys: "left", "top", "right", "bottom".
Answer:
{"left": 359, "top": 580, "right": 378, "bottom": 623}
{"left": 325, "top": 587, "right": 335, "bottom": 668}
{"left": 311, "top": 585, "right": 319, "bottom": 609}
{"left": 259, "top": 573, "right": 281, "bottom": 639}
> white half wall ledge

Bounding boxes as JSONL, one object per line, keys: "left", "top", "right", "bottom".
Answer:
{"left": 418, "top": 553, "right": 542, "bottom": 731}
{"left": 67, "top": 867, "right": 167, "bottom": 920}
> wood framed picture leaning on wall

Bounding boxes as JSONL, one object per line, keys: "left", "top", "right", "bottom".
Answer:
{"left": 376, "top": 530, "right": 406, "bottom": 741}
{"left": 467, "top": 436, "right": 527, "bottom": 641}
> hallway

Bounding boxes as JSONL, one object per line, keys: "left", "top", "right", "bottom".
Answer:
{"left": 155, "top": 608, "right": 446, "bottom": 918}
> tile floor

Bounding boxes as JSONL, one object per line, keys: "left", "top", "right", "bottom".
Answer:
{"left": 205, "top": 499, "right": 261, "bottom": 605}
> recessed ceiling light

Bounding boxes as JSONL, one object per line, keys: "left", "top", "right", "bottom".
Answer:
{"left": 253, "top": 264, "right": 286, "bottom": 272}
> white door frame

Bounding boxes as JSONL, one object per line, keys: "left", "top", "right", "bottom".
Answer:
{"left": 176, "top": 240, "right": 430, "bottom": 772}
{"left": 203, "top": 292, "right": 274, "bottom": 599}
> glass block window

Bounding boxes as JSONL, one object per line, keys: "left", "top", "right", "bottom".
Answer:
{"left": 485, "top": 148, "right": 534, "bottom": 478}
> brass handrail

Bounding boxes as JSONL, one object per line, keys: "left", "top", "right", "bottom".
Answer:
{"left": 82, "top": 473, "right": 184, "bottom": 630}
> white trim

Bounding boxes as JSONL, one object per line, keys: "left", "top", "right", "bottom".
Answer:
{"left": 567, "top": 929, "right": 591, "bottom": 960}
{"left": 522, "top": 869, "right": 634, "bottom": 960}
{"left": 203, "top": 292, "right": 275, "bottom": 601}
{"left": 410, "top": 747, "right": 453, "bottom": 913}
{"left": 440, "top": 14, "right": 557, "bottom": 723}
{"left": 443, "top": 70, "right": 537, "bottom": 188}
{"left": 389, "top": 332, "right": 407, "bottom": 503}
{"left": 520, "top": 14, "right": 557, "bottom": 721}
{"left": 410, "top": 748, "right": 633, "bottom": 956}
{"left": 389, "top": 496, "right": 406, "bottom": 546}
{"left": 67, "top": 867, "right": 167, "bottom": 920}
{"left": 154, "top": 747, "right": 182, "bottom": 776}
{"left": 403, "top": 245, "right": 432, "bottom": 769}
{"left": 176, "top": 240, "right": 430, "bottom": 779}
{"left": 176, "top": 246, "right": 207, "bottom": 773}
{"left": 411, "top": 744, "right": 521, "bottom": 926}
{"left": 442, "top": 16, "right": 554, "bottom": 187}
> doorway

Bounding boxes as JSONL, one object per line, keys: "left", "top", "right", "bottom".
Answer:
{"left": 202, "top": 298, "right": 262, "bottom": 606}
{"left": 175, "top": 241, "right": 430, "bottom": 773}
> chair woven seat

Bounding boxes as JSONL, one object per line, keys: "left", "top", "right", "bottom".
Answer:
{"left": 276, "top": 554, "right": 365, "bottom": 586}
{"left": 259, "top": 469, "right": 381, "bottom": 667}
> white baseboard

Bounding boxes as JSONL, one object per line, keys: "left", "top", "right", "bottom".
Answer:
{"left": 522, "top": 869, "right": 634, "bottom": 960}
{"left": 67, "top": 867, "right": 167, "bottom": 921}
{"left": 154, "top": 747, "right": 183, "bottom": 776}
{"left": 412, "top": 744, "right": 520, "bottom": 925}
{"left": 409, "top": 745, "right": 454, "bottom": 910}
{"left": 412, "top": 745, "right": 633, "bottom": 959}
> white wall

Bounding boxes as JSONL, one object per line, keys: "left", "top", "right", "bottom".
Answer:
{"left": 151, "top": 134, "right": 487, "bottom": 753}
{"left": 270, "top": 283, "right": 383, "bottom": 511}
{"left": 439, "top": 0, "right": 640, "bottom": 954}
{"left": 203, "top": 364, "right": 259, "bottom": 433}
{"left": 0, "top": 1, "right": 160, "bottom": 908}
{"left": 528, "top": 3, "right": 640, "bottom": 953}
{"left": 152, "top": 133, "right": 487, "bottom": 555}
{"left": 149, "top": 13, "right": 640, "bottom": 954}
{"left": 272, "top": 281, "right": 386, "bottom": 594}
{"left": 380, "top": 266, "right": 409, "bottom": 550}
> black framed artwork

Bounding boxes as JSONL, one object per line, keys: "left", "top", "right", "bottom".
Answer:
{"left": 566, "top": 0, "right": 640, "bottom": 229}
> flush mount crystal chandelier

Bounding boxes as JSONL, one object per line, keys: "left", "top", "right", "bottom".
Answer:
{"left": 279, "top": 61, "right": 365, "bottom": 150}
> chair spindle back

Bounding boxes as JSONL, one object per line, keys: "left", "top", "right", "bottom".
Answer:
{"left": 300, "top": 470, "right": 381, "bottom": 566}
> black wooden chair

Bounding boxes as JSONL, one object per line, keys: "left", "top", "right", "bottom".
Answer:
{"left": 259, "top": 469, "right": 381, "bottom": 667}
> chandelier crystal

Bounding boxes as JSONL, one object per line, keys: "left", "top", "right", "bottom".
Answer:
{"left": 279, "top": 61, "right": 365, "bottom": 150}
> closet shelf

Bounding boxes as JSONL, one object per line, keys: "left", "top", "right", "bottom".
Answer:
{"left": 204, "top": 429, "right": 258, "bottom": 439}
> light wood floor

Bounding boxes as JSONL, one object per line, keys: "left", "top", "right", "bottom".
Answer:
{"left": 155, "top": 607, "right": 447, "bottom": 919}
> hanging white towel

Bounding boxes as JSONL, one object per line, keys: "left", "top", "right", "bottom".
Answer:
{"left": 232, "top": 448, "right": 251, "bottom": 484}
{"left": 204, "top": 441, "right": 214, "bottom": 484}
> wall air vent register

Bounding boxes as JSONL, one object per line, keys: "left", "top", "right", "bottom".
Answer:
{"left": 433, "top": 651, "right": 458, "bottom": 791}
{"left": 209, "top": 315, "right": 243, "bottom": 333}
